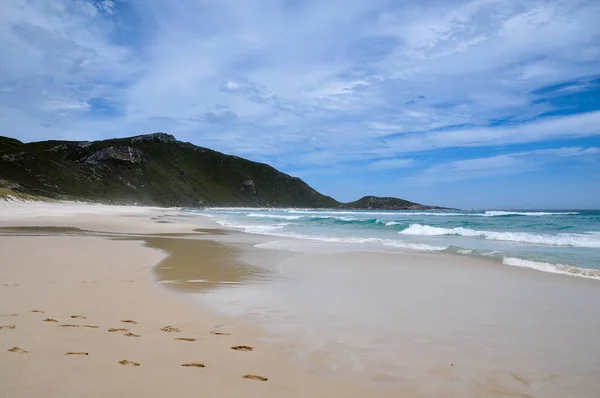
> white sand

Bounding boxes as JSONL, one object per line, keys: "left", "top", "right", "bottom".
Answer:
{"left": 0, "top": 201, "right": 393, "bottom": 398}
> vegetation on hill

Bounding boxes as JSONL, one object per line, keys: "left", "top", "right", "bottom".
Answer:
{"left": 344, "top": 196, "right": 439, "bottom": 210}
{"left": 0, "top": 133, "right": 443, "bottom": 209}
{"left": 0, "top": 187, "right": 53, "bottom": 202}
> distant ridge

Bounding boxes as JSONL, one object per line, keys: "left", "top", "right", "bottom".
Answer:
{"left": 343, "top": 196, "right": 446, "bottom": 210}
{"left": 0, "top": 133, "right": 445, "bottom": 209}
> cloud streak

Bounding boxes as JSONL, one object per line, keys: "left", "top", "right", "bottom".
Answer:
{"left": 385, "top": 111, "right": 600, "bottom": 154}
{"left": 409, "top": 146, "right": 600, "bottom": 184}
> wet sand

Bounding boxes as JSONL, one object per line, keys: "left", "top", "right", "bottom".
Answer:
{"left": 147, "top": 236, "right": 263, "bottom": 292}
{"left": 197, "top": 247, "right": 600, "bottom": 397}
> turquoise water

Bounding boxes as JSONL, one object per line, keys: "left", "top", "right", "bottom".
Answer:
{"left": 188, "top": 208, "right": 600, "bottom": 279}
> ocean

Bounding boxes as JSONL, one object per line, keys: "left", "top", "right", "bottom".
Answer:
{"left": 189, "top": 208, "right": 600, "bottom": 280}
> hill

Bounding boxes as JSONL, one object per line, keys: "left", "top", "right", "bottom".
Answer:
{"left": 343, "top": 196, "right": 445, "bottom": 210}
{"left": 0, "top": 133, "right": 443, "bottom": 209}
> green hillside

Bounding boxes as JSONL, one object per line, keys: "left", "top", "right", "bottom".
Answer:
{"left": 0, "top": 133, "right": 442, "bottom": 209}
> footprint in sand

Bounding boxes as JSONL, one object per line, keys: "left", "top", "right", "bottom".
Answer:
{"left": 30, "top": 310, "right": 45, "bottom": 314}
{"left": 182, "top": 362, "right": 205, "bottom": 368}
{"left": 0, "top": 325, "right": 16, "bottom": 330}
{"left": 65, "top": 352, "right": 89, "bottom": 356}
{"left": 160, "top": 325, "right": 181, "bottom": 332}
{"left": 231, "top": 345, "right": 253, "bottom": 352}
{"left": 210, "top": 331, "right": 230, "bottom": 336}
{"left": 118, "top": 359, "right": 140, "bottom": 367}
{"left": 1, "top": 313, "right": 18, "bottom": 317}
{"left": 175, "top": 337, "right": 196, "bottom": 342}
{"left": 59, "top": 324, "right": 80, "bottom": 328}
{"left": 7, "top": 346, "right": 27, "bottom": 354}
{"left": 83, "top": 325, "right": 99, "bottom": 329}
{"left": 121, "top": 320, "right": 137, "bottom": 324}
{"left": 123, "top": 332, "right": 140, "bottom": 338}
{"left": 71, "top": 315, "right": 86, "bottom": 319}
{"left": 43, "top": 318, "right": 58, "bottom": 323}
{"left": 243, "top": 374, "right": 268, "bottom": 381}
{"left": 108, "top": 328, "right": 128, "bottom": 332}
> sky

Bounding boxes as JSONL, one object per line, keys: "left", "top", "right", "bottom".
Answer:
{"left": 1, "top": 0, "right": 599, "bottom": 209}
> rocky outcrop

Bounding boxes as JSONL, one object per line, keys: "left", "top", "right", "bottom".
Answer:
{"left": 131, "top": 133, "right": 176, "bottom": 144}
{"left": 83, "top": 146, "right": 145, "bottom": 164}
{"left": 241, "top": 179, "right": 257, "bottom": 195}
{"left": 1, "top": 151, "right": 32, "bottom": 163}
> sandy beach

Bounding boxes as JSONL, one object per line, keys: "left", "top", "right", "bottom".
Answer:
{"left": 1, "top": 201, "right": 600, "bottom": 398}
{"left": 0, "top": 201, "right": 394, "bottom": 398}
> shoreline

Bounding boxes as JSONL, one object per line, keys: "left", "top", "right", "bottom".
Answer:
{"left": 0, "top": 202, "right": 397, "bottom": 397}
{"left": 196, "top": 207, "right": 600, "bottom": 282}
{"left": 2, "top": 201, "right": 600, "bottom": 397}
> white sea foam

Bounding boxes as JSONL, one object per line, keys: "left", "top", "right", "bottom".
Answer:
{"left": 245, "top": 213, "right": 367, "bottom": 222}
{"left": 205, "top": 207, "right": 285, "bottom": 211}
{"left": 385, "top": 221, "right": 402, "bottom": 226}
{"left": 222, "top": 219, "right": 449, "bottom": 252}
{"left": 503, "top": 258, "right": 600, "bottom": 280}
{"left": 216, "top": 220, "right": 290, "bottom": 234}
{"left": 277, "top": 234, "right": 448, "bottom": 252}
{"left": 379, "top": 240, "right": 448, "bottom": 251}
{"left": 286, "top": 210, "right": 400, "bottom": 216}
{"left": 482, "top": 211, "right": 579, "bottom": 217}
{"left": 391, "top": 212, "right": 468, "bottom": 216}
{"left": 286, "top": 210, "right": 471, "bottom": 216}
{"left": 399, "top": 224, "right": 600, "bottom": 248}
{"left": 207, "top": 209, "right": 582, "bottom": 221}
{"left": 247, "top": 213, "right": 303, "bottom": 220}
{"left": 481, "top": 251, "right": 501, "bottom": 257}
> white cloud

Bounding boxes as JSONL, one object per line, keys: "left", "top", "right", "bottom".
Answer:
{"left": 368, "top": 122, "right": 403, "bottom": 131}
{"left": 411, "top": 145, "right": 600, "bottom": 184}
{"left": 426, "top": 155, "right": 523, "bottom": 174}
{"left": 0, "top": 0, "right": 599, "bottom": 166}
{"left": 41, "top": 100, "right": 91, "bottom": 112}
{"left": 515, "top": 146, "right": 600, "bottom": 158}
{"left": 387, "top": 111, "right": 600, "bottom": 153}
{"left": 99, "top": 1, "right": 116, "bottom": 15}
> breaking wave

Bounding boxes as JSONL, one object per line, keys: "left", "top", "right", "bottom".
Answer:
{"left": 399, "top": 224, "right": 600, "bottom": 248}
{"left": 503, "top": 258, "right": 600, "bottom": 280}
{"left": 482, "top": 211, "right": 580, "bottom": 217}
{"left": 247, "top": 213, "right": 303, "bottom": 220}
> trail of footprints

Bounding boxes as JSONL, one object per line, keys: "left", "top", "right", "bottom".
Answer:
{"left": 3, "top": 311, "right": 268, "bottom": 381}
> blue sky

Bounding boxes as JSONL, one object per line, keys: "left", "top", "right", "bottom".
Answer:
{"left": 1, "top": 0, "right": 599, "bottom": 209}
